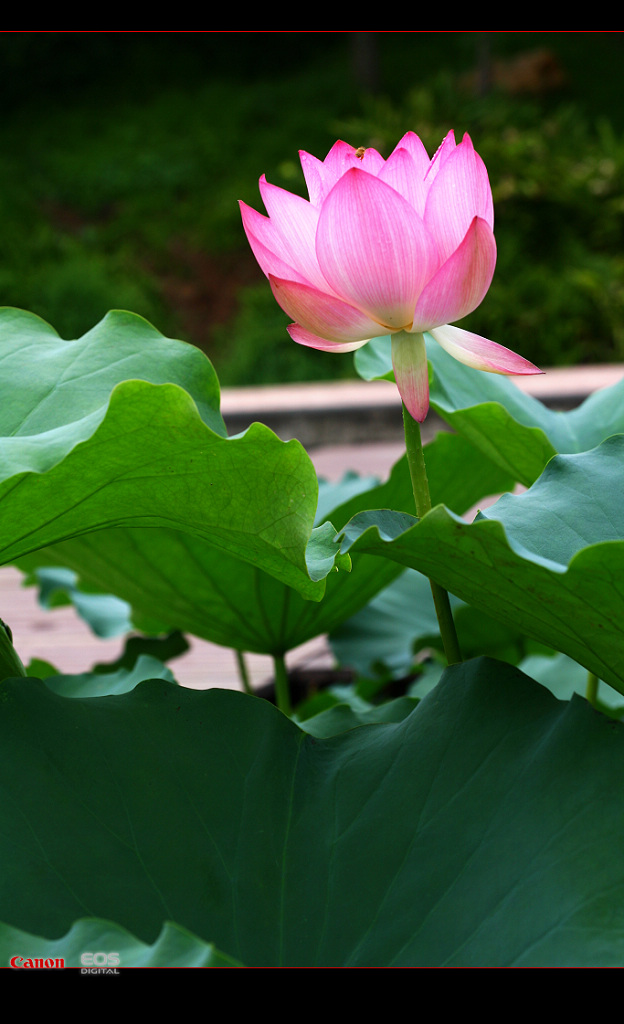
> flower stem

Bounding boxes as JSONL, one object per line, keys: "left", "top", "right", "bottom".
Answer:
{"left": 402, "top": 403, "right": 462, "bottom": 666}
{"left": 235, "top": 649, "right": 253, "bottom": 696}
{"left": 273, "top": 653, "right": 292, "bottom": 716}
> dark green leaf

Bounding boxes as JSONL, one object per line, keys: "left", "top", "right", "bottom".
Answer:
{"left": 2, "top": 662, "right": 624, "bottom": 966}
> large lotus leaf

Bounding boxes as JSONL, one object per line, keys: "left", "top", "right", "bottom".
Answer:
{"left": 13, "top": 431, "right": 515, "bottom": 655}
{"left": 356, "top": 335, "right": 624, "bottom": 486}
{"left": 3, "top": 661, "right": 624, "bottom": 967}
{"left": 0, "top": 377, "right": 336, "bottom": 599}
{"left": 0, "top": 307, "right": 347, "bottom": 598}
{"left": 0, "top": 306, "right": 226, "bottom": 438}
{"left": 338, "top": 436, "right": 624, "bottom": 695}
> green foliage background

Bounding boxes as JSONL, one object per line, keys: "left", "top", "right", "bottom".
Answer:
{"left": 2, "top": 31, "right": 624, "bottom": 383}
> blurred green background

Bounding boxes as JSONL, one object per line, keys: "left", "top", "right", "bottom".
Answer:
{"left": 2, "top": 31, "right": 624, "bottom": 385}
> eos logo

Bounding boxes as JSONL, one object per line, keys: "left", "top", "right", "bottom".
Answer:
{"left": 80, "top": 951, "right": 121, "bottom": 967}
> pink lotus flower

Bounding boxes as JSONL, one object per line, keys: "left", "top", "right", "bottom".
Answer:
{"left": 240, "top": 131, "right": 541, "bottom": 421}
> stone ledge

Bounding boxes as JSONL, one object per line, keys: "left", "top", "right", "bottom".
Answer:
{"left": 220, "top": 364, "right": 624, "bottom": 448}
